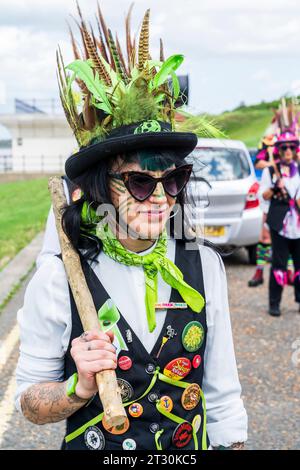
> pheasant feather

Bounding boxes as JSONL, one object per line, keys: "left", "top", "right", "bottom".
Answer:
{"left": 138, "top": 9, "right": 150, "bottom": 71}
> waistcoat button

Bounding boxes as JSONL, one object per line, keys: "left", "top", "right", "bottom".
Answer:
{"left": 149, "top": 423, "right": 160, "bottom": 433}
{"left": 145, "top": 363, "right": 156, "bottom": 374}
{"left": 148, "top": 392, "right": 160, "bottom": 403}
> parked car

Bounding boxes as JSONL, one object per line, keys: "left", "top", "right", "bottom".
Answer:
{"left": 187, "top": 138, "right": 262, "bottom": 263}
{"left": 248, "top": 147, "right": 263, "bottom": 181}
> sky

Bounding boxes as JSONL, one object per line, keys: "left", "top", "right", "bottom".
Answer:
{"left": 0, "top": 0, "right": 300, "bottom": 122}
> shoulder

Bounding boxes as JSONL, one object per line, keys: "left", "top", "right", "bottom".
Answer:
{"left": 198, "top": 243, "right": 225, "bottom": 276}
{"left": 25, "top": 255, "right": 68, "bottom": 301}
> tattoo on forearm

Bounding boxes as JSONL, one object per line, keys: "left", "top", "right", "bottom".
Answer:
{"left": 21, "top": 382, "right": 87, "bottom": 425}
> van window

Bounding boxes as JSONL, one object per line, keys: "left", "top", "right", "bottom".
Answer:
{"left": 188, "top": 147, "right": 251, "bottom": 181}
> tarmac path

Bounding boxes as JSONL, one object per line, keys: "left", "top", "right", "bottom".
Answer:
{"left": 0, "top": 248, "right": 299, "bottom": 450}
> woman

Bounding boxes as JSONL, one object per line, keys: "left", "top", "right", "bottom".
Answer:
{"left": 248, "top": 135, "right": 275, "bottom": 287}
{"left": 15, "top": 5, "right": 247, "bottom": 450}
{"left": 261, "top": 131, "right": 300, "bottom": 316}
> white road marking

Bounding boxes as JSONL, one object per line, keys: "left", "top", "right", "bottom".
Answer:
{"left": 0, "top": 368, "right": 17, "bottom": 447}
{"left": 0, "top": 323, "right": 19, "bottom": 370}
{"left": 0, "top": 324, "right": 20, "bottom": 447}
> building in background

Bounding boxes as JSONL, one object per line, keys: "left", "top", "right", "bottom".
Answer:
{"left": 0, "top": 99, "right": 76, "bottom": 174}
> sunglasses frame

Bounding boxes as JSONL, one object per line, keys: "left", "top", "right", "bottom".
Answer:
{"left": 278, "top": 144, "right": 298, "bottom": 152}
{"left": 108, "top": 164, "right": 193, "bottom": 202}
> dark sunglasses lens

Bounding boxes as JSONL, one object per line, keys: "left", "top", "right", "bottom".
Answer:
{"left": 127, "top": 174, "right": 155, "bottom": 201}
{"left": 280, "top": 144, "right": 297, "bottom": 152}
{"left": 164, "top": 167, "right": 191, "bottom": 196}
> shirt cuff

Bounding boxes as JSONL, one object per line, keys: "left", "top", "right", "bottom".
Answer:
{"left": 207, "top": 409, "right": 248, "bottom": 448}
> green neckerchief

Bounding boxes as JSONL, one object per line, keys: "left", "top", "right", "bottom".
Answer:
{"left": 81, "top": 202, "right": 205, "bottom": 333}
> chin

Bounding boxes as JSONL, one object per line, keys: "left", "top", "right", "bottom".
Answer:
{"left": 129, "top": 220, "right": 167, "bottom": 240}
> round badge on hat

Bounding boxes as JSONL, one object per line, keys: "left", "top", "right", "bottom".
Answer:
{"left": 118, "top": 356, "right": 133, "bottom": 371}
{"left": 182, "top": 321, "right": 204, "bottom": 352}
{"left": 192, "top": 354, "right": 202, "bottom": 369}
{"left": 102, "top": 415, "right": 130, "bottom": 435}
{"left": 84, "top": 426, "right": 105, "bottom": 450}
{"left": 181, "top": 383, "right": 201, "bottom": 410}
{"left": 128, "top": 402, "right": 143, "bottom": 418}
{"left": 192, "top": 414, "right": 202, "bottom": 433}
{"left": 163, "top": 357, "right": 192, "bottom": 381}
{"left": 117, "top": 378, "right": 134, "bottom": 402}
{"left": 159, "top": 395, "right": 174, "bottom": 413}
{"left": 172, "top": 422, "right": 193, "bottom": 448}
{"left": 122, "top": 438, "right": 137, "bottom": 450}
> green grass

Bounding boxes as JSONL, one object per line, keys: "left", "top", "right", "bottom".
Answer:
{"left": 0, "top": 178, "right": 50, "bottom": 267}
{"left": 211, "top": 97, "right": 294, "bottom": 147}
{"left": 215, "top": 108, "right": 274, "bottom": 147}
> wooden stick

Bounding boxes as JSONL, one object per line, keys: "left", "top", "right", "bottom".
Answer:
{"left": 48, "top": 176, "right": 126, "bottom": 427}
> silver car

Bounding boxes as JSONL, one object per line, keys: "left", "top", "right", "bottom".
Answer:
{"left": 187, "top": 138, "right": 262, "bottom": 262}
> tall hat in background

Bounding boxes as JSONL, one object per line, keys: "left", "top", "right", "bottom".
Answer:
{"left": 57, "top": 2, "right": 223, "bottom": 180}
{"left": 271, "top": 97, "right": 300, "bottom": 137}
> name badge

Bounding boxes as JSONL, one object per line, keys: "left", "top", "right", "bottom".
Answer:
{"left": 155, "top": 302, "right": 187, "bottom": 310}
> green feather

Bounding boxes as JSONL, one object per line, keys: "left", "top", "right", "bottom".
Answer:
{"left": 152, "top": 54, "right": 184, "bottom": 90}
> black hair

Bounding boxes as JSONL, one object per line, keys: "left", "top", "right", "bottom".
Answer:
{"left": 62, "top": 150, "right": 220, "bottom": 262}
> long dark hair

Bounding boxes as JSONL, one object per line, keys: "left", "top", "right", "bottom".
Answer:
{"left": 62, "top": 150, "right": 218, "bottom": 262}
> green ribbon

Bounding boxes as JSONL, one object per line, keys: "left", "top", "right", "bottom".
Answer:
{"left": 65, "top": 367, "right": 207, "bottom": 451}
{"left": 94, "top": 222, "right": 205, "bottom": 333}
{"left": 65, "top": 367, "right": 160, "bottom": 444}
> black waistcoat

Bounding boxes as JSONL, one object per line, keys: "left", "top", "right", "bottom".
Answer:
{"left": 62, "top": 240, "right": 208, "bottom": 450}
{"left": 266, "top": 165, "right": 300, "bottom": 233}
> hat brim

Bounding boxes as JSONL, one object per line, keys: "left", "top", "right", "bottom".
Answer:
{"left": 65, "top": 131, "right": 198, "bottom": 180}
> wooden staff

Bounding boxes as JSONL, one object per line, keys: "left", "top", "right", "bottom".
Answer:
{"left": 48, "top": 176, "right": 126, "bottom": 427}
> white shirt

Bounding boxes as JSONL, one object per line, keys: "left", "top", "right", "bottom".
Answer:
{"left": 16, "top": 208, "right": 248, "bottom": 448}
{"left": 259, "top": 166, "right": 300, "bottom": 239}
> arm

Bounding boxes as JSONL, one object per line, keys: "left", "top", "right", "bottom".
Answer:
{"left": 259, "top": 166, "right": 275, "bottom": 200}
{"left": 20, "top": 329, "right": 116, "bottom": 425}
{"left": 16, "top": 257, "right": 117, "bottom": 425}
{"left": 200, "top": 246, "right": 248, "bottom": 449}
{"left": 20, "top": 381, "right": 88, "bottom": 425}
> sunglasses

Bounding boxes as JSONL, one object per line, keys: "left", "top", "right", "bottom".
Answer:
{"left": 278, "top": 144, "right": 298, "bottom": 152}
{"left": 108, "top": 164, "right": 193, "bottom": 202}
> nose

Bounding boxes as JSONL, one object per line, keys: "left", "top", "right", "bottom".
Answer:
{"left": 149, "top": 182, "right": 167, "bottom": 202}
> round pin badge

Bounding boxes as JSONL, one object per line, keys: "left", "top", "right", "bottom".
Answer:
{"left": 122, "top": 438, "right": 137, "bottom": 450}
{"left": 117, "top": 378, "right": 134, "bottom": 402}
{"left": 172, "top": 422, "right": 193, "bottom": 448}
{"left": 159, "top": 395, "right": 174, "bottom": 413}
{"left": 182, "top": 321, "right": 204, "bottom": 352}
{"left": 192, "top": 354, "right": 202, "bottom": 369}
{"left": 128, "top": 402, "right": 144, "bottom": 418}
{"left": 181, "top": 383, "right": 201, "bottom": 410}
{"left": 84, "top": 426, "right": 105, "bottom": 450}
{"left": 192, "top": 414, "right": 202, "bottom": 433}
{"left": 118, "top": 356, "right": 133, "bottom": 371}
{"left": 102, "top": 415, "right": 130, "bottom": 435}
{"left": 163, "top": 357, "right": 192, "bottom": 381}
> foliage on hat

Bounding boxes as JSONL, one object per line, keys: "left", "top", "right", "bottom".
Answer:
{"left": 57, "top": 2, "right": 189, "bottom": 147}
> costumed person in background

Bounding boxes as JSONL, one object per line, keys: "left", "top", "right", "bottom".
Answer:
{"left": 260, "top": 131, "right": 300, "bottom": 316}
{"left": 248, "top": 134, "right": 275, "bottom": 287}
{"left": 15, "top": 4, "right": 247, "bottom": 450}
{"left": 248, "top": 98, "right": 300, "bottom": 288}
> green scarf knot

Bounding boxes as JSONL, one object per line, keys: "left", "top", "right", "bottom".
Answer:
{"left": 95, "top": 222, "right": 205, "bottom": 333}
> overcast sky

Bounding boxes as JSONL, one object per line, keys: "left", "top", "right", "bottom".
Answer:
{"left": 0, "top": 0, "right": 300, "bottom": 120}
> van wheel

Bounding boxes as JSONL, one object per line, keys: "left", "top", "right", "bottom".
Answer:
{"left": 246, "top": 245, "right": 257, "bottom": 265}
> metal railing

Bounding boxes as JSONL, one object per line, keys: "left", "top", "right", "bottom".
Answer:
{"left": 0, "top": 154, "right": 66, "bottom": 174}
